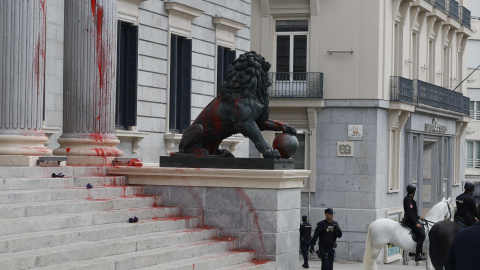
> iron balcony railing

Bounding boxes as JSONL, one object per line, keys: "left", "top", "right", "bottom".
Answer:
{"left": 268, "top": 72, "right": 323, "bottom": 98}
{"left": 391, "top": 76, "right": 414, "bottom": 103}
{"left": 460, "top": 6, "right": 471, "bottom": 28}
{"left": 390, "top": 76, "right": 470, "bottom": 116}
{"left": 447, "top": 0, "right": 460, "bottom": 21}
{"left": 434, "top": 0, "right": 447, "bottom": 13}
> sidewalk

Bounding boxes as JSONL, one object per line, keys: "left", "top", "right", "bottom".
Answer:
{"left": 300, "top": 260, "right": 424, "bottom": 269}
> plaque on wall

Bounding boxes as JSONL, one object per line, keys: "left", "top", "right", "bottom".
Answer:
{"left": 337, "top": 141, "right": 354, "bottom": 157}
{"left": 348, "top": 125, "right": 363, "bottom": 140}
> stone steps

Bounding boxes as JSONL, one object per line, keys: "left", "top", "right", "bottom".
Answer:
{"left": 0, "top": 170, "right": 272, "bottom": 269}
{"left": 31, "top": 238, "right": 239, "bottom": 270}
{"left": 0, "top": 186, "right": 142, "bottom": 204}
{"left": 0, "top": 206, "right": 182, "bottom": 236}
{"left": 217, "top": 261, "right": 276, "bottom": 269}
{"left": 0, "top": 219, "right": 206, "bottom": 253}
{"left": 0, "top": 228, "right": 219, "bottom": 269}
{"left": 0, "top": 176, "right": 127, "bottom": 190}
{"left": 135, "top": 250, "right": 256, "bottom": 269}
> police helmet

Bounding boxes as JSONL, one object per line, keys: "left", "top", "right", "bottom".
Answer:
{"left": 465, "top": 181, "right": 476, "bottom": 192}
{"left": 406, "top": 184, "right": 417, "bottom": 194}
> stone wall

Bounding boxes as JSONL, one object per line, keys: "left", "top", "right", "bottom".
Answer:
{"left": 143, "top": 185, "right": 300, "bottom": 270}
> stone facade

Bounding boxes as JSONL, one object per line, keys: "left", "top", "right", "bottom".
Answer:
{"left": 41, "top": 0, "right": 251, "bottom": 164}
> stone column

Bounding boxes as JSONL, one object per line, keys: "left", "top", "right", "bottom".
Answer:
{"left": 53, "top": 0, "right": 123, "bottom": 165}
{"left": 0, "top": 0, "right": 53, "bottom": 166}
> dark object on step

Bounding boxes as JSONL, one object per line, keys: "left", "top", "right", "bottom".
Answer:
{"left": 52, "top": 173, "right": 65, "bottom": 178}
{"left": 129, "top": 217, "right": 139, "bottom": 223}
{"left": 86, "top": 183, "right": 93, "bottom": 189}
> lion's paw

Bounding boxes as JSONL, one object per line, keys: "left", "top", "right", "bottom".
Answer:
{"left": 264, "top": 149, "right": 281, "bottom": 159}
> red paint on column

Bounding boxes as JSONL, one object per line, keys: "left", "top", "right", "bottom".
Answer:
{"left": 66, "top": 148, "right": 71, "bottom": 153}
{"left": 91, "top": 0, "right": 96, "bottom": 17}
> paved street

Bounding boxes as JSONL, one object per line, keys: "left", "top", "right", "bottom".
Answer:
{"left": 299, "top": 258, "right": 424, "bottom": 269}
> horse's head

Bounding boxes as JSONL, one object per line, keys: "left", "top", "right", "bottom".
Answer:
{"left": 426, "top": 198, "right": 454, "bottom": 222}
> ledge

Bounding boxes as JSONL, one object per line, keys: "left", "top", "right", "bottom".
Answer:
{"left": 164, "top": 133, "right": 245, "bottom": 154}
{"left": 107, "top": 166, "right": 310, "bottom": 189}
{"left": 115, "top": 129, "right": 149, "bottom": 153}
{"left": 213, "top": 17, "right": 245, "bottom": 32}
{"left": 164, "top": 2, "right": 204, "bottom": 20}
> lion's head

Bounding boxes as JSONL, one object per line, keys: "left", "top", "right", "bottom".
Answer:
{"left": 219, "top": 51, "right": 271, "bottom": 123}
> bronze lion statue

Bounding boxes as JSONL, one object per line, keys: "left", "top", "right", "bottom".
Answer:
{"left": 173, "top": 51, "right": 296, "bottom": 158}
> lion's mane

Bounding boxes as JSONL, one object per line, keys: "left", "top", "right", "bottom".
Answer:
{"left": 219, "top": 51, "right": 271, "bottom": 124}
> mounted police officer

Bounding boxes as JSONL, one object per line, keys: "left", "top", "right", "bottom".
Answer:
{"left": 454, "top": 181, "right": 479, "bottom": 227}
{"left": 300, "top": 215, "right": 312, "bottom": 268}
{"left": 403, "top": 184, "right": 426, "bottom": 261}
{"left": 309, "top": 208, "right": 342, "bottom": 270}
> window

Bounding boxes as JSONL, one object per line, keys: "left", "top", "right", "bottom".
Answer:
{"left": 275, "top": 20, "right": 308, "bottom": 80}
{"left": 169, "top": 34, "right": 192, "bottom": 132}
{"left": 470, "top": 101, "right": 480, "bottom": 120}
{"left": 466, "top": 141, "right": 480, "bottom": 168}
{"left": 116, "top": 21, "right": 138, "bottom": 129}
{"left": 428, "top": 39, "right": 435, "bottom": 83}
{"left": 217, "top": 46, "right": 236, "bottom": 94}
{"left": 412, "top": 32, "right": 419, "bottom": 79}
{"left": 393, "top": 22, "right": 401, "bottom": 76}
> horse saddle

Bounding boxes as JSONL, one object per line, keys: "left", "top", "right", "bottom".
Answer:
{"left": 400, "top": 218, "right": 419, "bottom": 242}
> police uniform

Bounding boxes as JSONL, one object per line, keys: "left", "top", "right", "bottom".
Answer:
{"left": 300, "top": 217, "right": 312, "bottom": 268}
{"left": 403, "top": 194, "right": 426, "bottom": 260}
{"left": 455, "top": 191, "right": 479, "bottom": 227}
{"left": 310, "top": 209, "right": 342, "bottom": 270}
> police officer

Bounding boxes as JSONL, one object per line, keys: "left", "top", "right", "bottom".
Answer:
{"left": 454, "top": 181, "right": 479, "bottom": 227}
{"left": 300, "top": 215, "right": 312, "bottom": 269}
{"left": 309, "top": 208, "right": 342, "bottom": 270}
{"left": 403, "top": 184, "right": 426, "bottom": 261}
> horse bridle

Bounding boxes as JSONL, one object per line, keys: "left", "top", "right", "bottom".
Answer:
{"left": 423, "top": 200, "right": 453, "bottom": 227}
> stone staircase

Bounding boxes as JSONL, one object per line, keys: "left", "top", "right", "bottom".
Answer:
{"left": 0, "top": 167, "right": 274, "bottom": 270}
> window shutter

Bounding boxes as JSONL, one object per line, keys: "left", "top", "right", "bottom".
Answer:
{"left": 125, "top": 25, "right": 138, "bottom": 127}
{"left": 217, "top": 46, "right": 225, "bottom": 94}
{"left": 169, "top": 34, "right": 179, "bottom": 130}
{"left": 115, "top": 21, "right": 123, "bottom": 126}
{"left": 179, "top": 38, "right": 192, "bottom": 131}
{"left": 225, "top": 49, "right": 236, "bottom": 73}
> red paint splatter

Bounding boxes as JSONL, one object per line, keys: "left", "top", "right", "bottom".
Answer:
{"left": 91, "top": 0, "right": 96, "bottom": 16}
{"left": 66, "top": 148, "right": 71, "bottom": 153}
{"left": 185, "top": 186, "right": 205, "bottom": 227}
{"left": 236, "top": 188, "right": 266, "bottom": 259}
{"left": 252, "top": 259, "right": 271, "bottom": 265}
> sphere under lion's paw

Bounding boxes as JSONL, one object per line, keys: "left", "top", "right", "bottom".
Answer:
{"left": 273, "top": 133, "right": 299, "bottom": 159}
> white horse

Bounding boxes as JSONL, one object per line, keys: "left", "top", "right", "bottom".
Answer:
{"left": 363, "top": 198, "right": 454, "bottom": 270}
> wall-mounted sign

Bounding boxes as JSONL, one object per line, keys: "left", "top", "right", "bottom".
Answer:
{"left": 348, "top": 125, "right": 363, "bottom": 140}
{"left": 337, "top": 141, "right": 354, "bottom": 157}
{"left": 425, "top": 118, "right": 447, "bottom": 134}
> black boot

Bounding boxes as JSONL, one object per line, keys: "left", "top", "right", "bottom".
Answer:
{"left": 415, "top": 242, "right": 426, "bottom": 261}
{"left": 302, "top": 263, "right": 309, "bottom": 268}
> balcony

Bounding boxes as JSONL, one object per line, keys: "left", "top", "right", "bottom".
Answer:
{"left": 447, "top": 0, "right": 460, "bottom": 21}
{"left": 391, "top": 76, "right": 414, "bottom": 103}
{"left": 460, "top": 6, "right": 471, "bottom": 28}
{"left": 434, "top": 0, "right": 446, "bottom": 13}
{"left": 268, "top": 72, "right": 323, "bottom": 98}
{"left": 390, "top": 77, "right": 470, "bottom": 116}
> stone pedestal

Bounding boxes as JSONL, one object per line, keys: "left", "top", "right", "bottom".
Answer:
{"left": 53, "top": 0, "right": 123, "bottom": 165}
{"left": 0, "top": 0, "right": 53, "bottom": 165}
{"left": 108, "top": 167, "right": 310, "bottom": 269}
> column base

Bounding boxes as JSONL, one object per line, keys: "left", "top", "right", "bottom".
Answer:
{"left": 0, "top": 155, "right": 40, "bottom": 166}
{"left": 0, "top": 134, "right": 52, "bottom": 156}
{"left": 54, "top": 137, "right": 123, "bottom": 166}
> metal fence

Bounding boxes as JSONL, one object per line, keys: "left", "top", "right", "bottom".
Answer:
{"left": 267, "top": 72, "right": 323, "bottom": 98}
{"left": 390, "top": 76, "right": 414, "bottom": 103}
{"left": 460, "top": 6, "right": 471, "bottom": 28}
{"left": 448, "top": 0, "right": 460, "bottom": 21}
{"left": 390, "top": 76, "right": 469, "bottom": 116}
